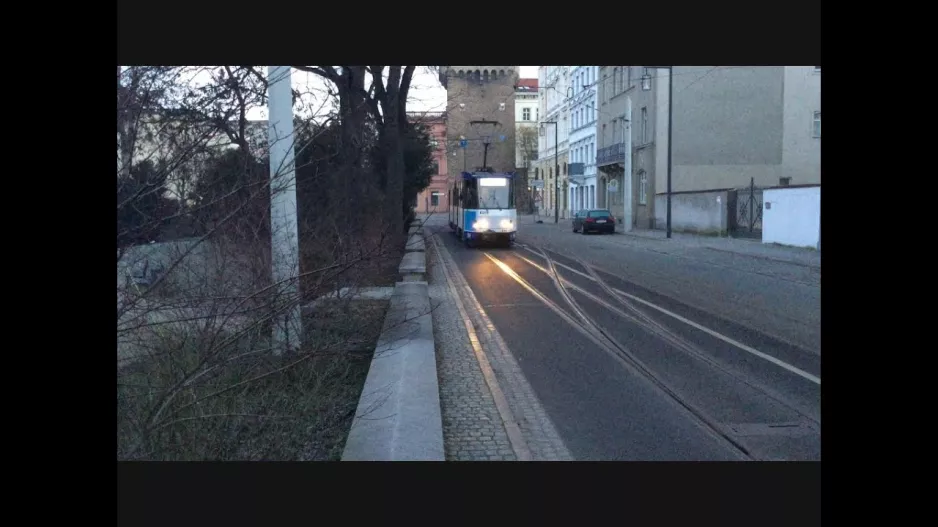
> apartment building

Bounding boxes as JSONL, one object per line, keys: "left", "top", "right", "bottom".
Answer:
{"left": 567, "top": 66, "right": 599, "bottom": 216}
{"left": 533, "top": 66, "right": 570, "bottom": 219}
{"left": 514, "top": 78, "right": 539, "bottom": 169}
{"left": 596, "top": 66, "right": 654, "bottom": 230}
{"left": 598, "top": 66, "right": 821, "bottom": 235}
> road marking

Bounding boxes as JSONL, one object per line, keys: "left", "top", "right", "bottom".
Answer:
{"left": 482, "top": 253, "right": 611, "bottom": 350}
{"left": 431, "top": 235, "right": 533, "bottom": 461}
{"left": 515, "top": 248, "right": 821, "bottom": 386}
{"left": 485, "top": 250, "right": 752, "bottom": 460}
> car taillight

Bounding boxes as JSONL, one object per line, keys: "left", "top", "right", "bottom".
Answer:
{"left": 608, "top": 217, "right": 615, "bottom": 223}
{"left": 585, "top": 217, "right": 595, "bottom": 223}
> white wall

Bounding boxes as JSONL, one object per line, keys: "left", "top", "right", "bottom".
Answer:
{"left": 762, "top": 186, "right": 821, "bottom": 249}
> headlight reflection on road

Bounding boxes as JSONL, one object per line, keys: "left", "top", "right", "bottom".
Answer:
{"left": 488, "top": 253, "right": 516, "bottom": 276}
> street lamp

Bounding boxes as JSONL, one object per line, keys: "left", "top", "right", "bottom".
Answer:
{"left": 643, "top": 67, "right": 673, "bottom": 239}
{"left": 540, "top": 120, "right": 560, "bottom": 224}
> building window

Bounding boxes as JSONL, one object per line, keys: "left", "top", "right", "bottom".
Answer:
{"left": 813, "top": 111, "right": 821, "bottom": 137}
{"left": 534, "top": 167, "right": 539, "bottom": 179}
{"left": 523, "top": 107, "right": 531, "bottom": 121}
{"left": 613, "top": 67, "right": 619, "bottom": 94}
{"left": 430, "top": 192, "right": 441, "bottom": 207}
{"left": 536, "top": 108, "right": 539, "bottom": 121}
{"left": 641, "top": 107, "right": 648, "bottom": 144}
{"left": 779, "top": 177, "right": 792, "bottom": 186}
{"left": 638, "top": 171, "right": 647, "bottom": 205}
{"left": 627, "top": 66, "right": 632, "bottom": 88}
{"left": 432, "top": 161, "right": 440, "bottom": 174}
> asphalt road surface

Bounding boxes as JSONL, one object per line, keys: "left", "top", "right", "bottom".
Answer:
{"left": 429, "top": 219, "right": 821, "bottom": 461}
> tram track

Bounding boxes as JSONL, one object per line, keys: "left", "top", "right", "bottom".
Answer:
{"left": 508, "top": 246, "right": 820, "bottom": 429}
{"left": 496, "top": 248, "right": 755, "bottom": 460}
{"left": 477, "top": 241, "right": 820, "bottom": 461}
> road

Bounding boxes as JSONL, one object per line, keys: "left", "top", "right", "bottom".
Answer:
{"left": 427, "top": 216, "right": 821, "bottom": 461}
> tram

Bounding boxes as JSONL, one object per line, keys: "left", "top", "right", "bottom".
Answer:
{"left": 449, "top": 171, "right": 517, "bottom": 248}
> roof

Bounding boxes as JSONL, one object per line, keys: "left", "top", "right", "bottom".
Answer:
{"left": 515, "top": 78, "right": 539, "bottom": 91}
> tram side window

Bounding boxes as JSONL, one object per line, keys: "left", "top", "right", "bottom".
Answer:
{"left": 461, "top": 180, "right": 478, "bottom": 209}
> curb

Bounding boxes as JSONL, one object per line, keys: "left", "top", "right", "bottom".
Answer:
{"left": 341, "top": 220, "right": 444, "bottom": 461}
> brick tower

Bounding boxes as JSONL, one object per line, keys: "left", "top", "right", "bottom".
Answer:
{"left": 439, "top": 67, "right": 518, "bottom": 183}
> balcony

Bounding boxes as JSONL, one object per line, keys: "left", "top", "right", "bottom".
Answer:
{"left": 596, "top": 143, "right": 625, "bottom": 166}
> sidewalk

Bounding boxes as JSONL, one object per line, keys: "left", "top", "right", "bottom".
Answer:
{"left": 422, "top": 214, "right": 573, "bottom": 461}
{"left": 517, "top": 214, "right": 820, "bottom": 270}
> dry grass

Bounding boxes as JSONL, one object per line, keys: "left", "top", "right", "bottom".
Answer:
{"left": 117, "top": 299, "right": 389, "bottom": 461}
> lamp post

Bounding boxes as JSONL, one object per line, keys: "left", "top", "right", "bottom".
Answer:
{"left": 540, "top": 120, "right": 559, "bottom": 223}
{"left": 642, "top": 67, "right": 672, "bottom": 239}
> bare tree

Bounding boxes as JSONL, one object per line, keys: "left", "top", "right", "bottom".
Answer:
{"left": 117, "top": 66, "right": 435, "bottom": 460}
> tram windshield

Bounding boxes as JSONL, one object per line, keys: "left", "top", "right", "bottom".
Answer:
{"left": 477, "top": 177, "right": 511, "bottom": 210}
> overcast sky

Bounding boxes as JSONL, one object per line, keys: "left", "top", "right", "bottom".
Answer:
{"left": 248, "top": 66, "right": 539, "bottom": 120}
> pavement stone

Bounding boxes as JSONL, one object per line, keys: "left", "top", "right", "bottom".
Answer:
{"left": 426, "top": 221, "right": 573, "bottom": 461}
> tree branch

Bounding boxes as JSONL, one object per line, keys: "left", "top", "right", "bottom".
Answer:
{"left": 294, "top": 65, "right": 340, "bottom": 85}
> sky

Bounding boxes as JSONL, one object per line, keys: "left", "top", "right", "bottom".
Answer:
{"left": 247, "top": 66, "right": 539, "bottom": 121}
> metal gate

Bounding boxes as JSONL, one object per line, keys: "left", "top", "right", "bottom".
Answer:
{"left": 732, "top": 177, "right": 764, "bottom": 238}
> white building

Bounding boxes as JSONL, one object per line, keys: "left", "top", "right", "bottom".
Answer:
{"left": 535, "top": 66, "right": 570, "bottom": 219}
{"left": 567, "top": 66, "right": 598, "bottom": 216}
{"left": 514, "top": 78, "right": 539, "bottom": 169}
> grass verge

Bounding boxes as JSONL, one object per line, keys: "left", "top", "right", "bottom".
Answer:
{"left": 117, "top": 299, "right": 389, "bottom": 461}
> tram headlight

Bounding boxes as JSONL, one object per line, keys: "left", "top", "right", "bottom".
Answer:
{"left": 500, "top": 219, "right": 513, "bottom": 230}
{"left": 473, "top": 218, "right": 490, "bottom": 230}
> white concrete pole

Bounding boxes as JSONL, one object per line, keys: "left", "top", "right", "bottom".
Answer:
{"left": 622, "top": 97, "right": 633, "bottom": 232}
{"left": 267, "top": 66, "right": 301, "bottom": 354}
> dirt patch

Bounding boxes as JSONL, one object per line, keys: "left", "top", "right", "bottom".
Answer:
{"left": 117, "top": 299, "right": 389, "bottom": 461}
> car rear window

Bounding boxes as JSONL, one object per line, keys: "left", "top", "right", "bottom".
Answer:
{"left": 588, "top": 210, "right": 611, "bottom": 218}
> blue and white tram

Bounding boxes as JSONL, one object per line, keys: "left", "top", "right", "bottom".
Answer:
{"left": 449, "top": 171, "right": 517, "bottom": 248}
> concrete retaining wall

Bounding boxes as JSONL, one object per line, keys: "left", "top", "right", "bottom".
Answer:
{"left": 654, "top": 189, "right": 732, "bottom": 236}
{"left": 342, "top": 218, "right": 444, "bottom": 461}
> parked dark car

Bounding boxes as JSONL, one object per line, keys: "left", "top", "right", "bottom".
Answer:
{"left": 572, "top": 209, "right": 616, "bottom": 234}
